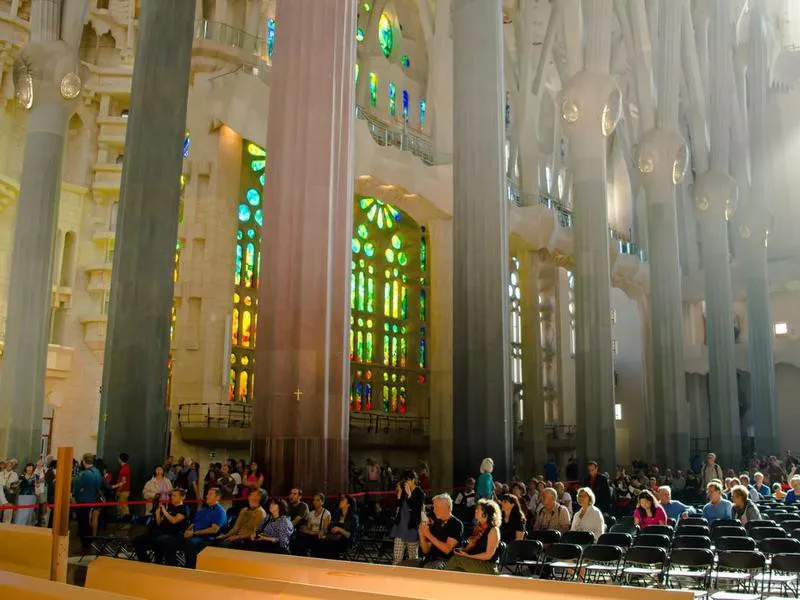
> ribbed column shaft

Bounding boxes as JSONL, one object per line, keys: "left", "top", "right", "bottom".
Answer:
{"left": 453, "top": 0, "right": 513, "bottom": 483}
{"left": 749, "top": 0, "right": 768, "bottom": 206}
{"left": 30, "top": 0, "right": 60, "bottom": 43}
{"left": 520, "top": 251, "right": 546, "bottom": 475}
{"left": 655, "top": 0, "right": 682, "bottom": 129}
{"left": 709, "top": 0, "right": 732, "bottom": 172}
{"left": 582, "top": 0, "right": 612, "bottom": 73}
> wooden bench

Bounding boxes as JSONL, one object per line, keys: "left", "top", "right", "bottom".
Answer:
{"left": 0, "top": 523, "right": 53, "bottom": 579}
{"left": 85, "top": 556, "right": 414, "bottom": 600}
{"left": 197, "top": 548, "right": 692, "bottom": 600}
{"left": 0, "top": 570, "right": 138, "bottom": 600}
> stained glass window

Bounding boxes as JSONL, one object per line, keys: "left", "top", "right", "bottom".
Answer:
{"left": 419, "top": 98, "right": 427, "bottom": 130}
{"left": 567, "top": 271, "right": 575, "bottom": 356}
{"left": 388, "top": 83, "right": 396, "bottom": 117}
{"left": 510, "top": 257, "right": 523, "bottom": 420}
{"left": 402, "top": 90, "right": 409, "bottom": 124}
{"left": 355, "top": 63, "right": 359, "bottom": 84}
{"left": 267, "top": 18, "right": 275, "bottom": 57}
{"left": 356, "top": 27, "right": 365, "bottom": 42}
{"left": 378, "top": 11, "right": 393, "bottom": 57}
{"left": 401, "top": 55, "right": 410, "bottom": 69}
{"left": 229, "top": 141, "right": 265, "bottom": 402}
{"left": 369, "top": 72, "right": 378, "bottom": 107}
{"left": 350, "top": 198, "right": 428, "bottom": 414}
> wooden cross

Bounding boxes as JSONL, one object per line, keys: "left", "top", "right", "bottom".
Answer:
{"left": 293, "top": 388, "right": 303, "bottom": 402}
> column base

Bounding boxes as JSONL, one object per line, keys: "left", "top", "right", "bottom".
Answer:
{"left": 254, "top": 436, "right": 348, "bottom": 496}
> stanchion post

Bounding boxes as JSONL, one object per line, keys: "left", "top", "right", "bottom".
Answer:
{"left": 50, "top": 446, "right": 73, "bottom": 582}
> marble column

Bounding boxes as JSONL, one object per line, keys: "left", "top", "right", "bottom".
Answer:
{"left": 428, "top": 219, "right": 454, "bottom": 489}
{"left": 452, "top": 0, "right": 512, "bottom": 482}
{"left": 252, "top": 0, "right": 355, "bottom": 495}
{"left": 0, "top": 0, "right": 86, "bottom": 462}
{"left": 636, "top": 0, "right": 689, "bottom": 469}
{"left": 561, "top": 0, "right": 619, "bottom": 472}
{"left": 519, "top": 251, "right": 546, "bottom": 474}
{"left": 738, "top": 0, "right": 779, "bottom": 456}
{"left": 692, "top": 0, "right": 741, "bottom": 469}
{"left": 98, "top": 1, "right": 195, "bottom": 491}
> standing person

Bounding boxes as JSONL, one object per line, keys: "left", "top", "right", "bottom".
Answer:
{"left": 243, "top": 462, "right": 264, "bottom": 495}
{"left": 391, "top": 470, "right": 425, "bottom": 564}
{"left": 112, "top": 453, "right": 131, "bottom": 518}
{"left": 544, "top": 458, "right": 558, "bottom": 484}
{"left": 176, "top": 458, "right": 200, "bottom": 508}
{"left": 0, "top": 459, "right": 19, "bottom": 523}
{"left": 142, "top": 466, "right": 173, "bottom": 504}
{"left": 700, "top": 453, "right": 724, "bottom": 488}
{"left": 364, "top": 458, "right": 381, "bottom": 513}
{"left": 217, "top": 463, "right": 236, "bottom": 510}
{"left": 14, "top": 463, "right": 38, "bottom": 525}
{"left": 584, "top": 461, "right": 612, "bottom": 516}
{"left": 44, "top": 459, "right": 56, "bottom": 527}
{"left": 72, "top": 454, "right": 103, "bottom": 549}
{"left": 33, "top": 459, "right": 47, "bottom": 526}
{"left": 476, "top": 458, "right": 495, "bottom": 500}
{"left": 453, "top": 477, "right": 477, "bottom": 523}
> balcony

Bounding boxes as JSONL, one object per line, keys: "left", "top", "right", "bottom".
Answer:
{"left": 92, "top": 163, "right": 122, "bottom": 194}
{"left": 177, "top": 402, "right": 253, "bottom": 447}
{"left": 97, "top": 117, "right": 127, "bottom": 147}
{"left": 349, "top": 412, "right": 429, "bottom": 450}
{"left": 354, "top": 106, "right": 445, "bottom": 166}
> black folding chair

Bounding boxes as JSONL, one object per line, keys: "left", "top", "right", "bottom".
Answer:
{"left": 744, "top": 519, "right": 777, "bottom": 531}
{"left": 764, "top": 552, "right": 800, "bottom": 597}
{"left": 633, "top": 533, "right": 671, "bottom": 550}
{"left": 673, "top": 535, "right": 712, "bottom": 550}
{"left": 501, "top": 539, "right": 543, "bottom": 576}
{"left": 781, "top": 519, "right": 800, "bottom": 533}
{"left": 610, "top": 522, "right": 639, "bottom": 537}
{"left": 712, "top": 525, "right": 747, "bottom": 541}
{"left": 716, "top": 536, "right": 757, "bottom": 552}
{"left": 622, "top": 545, "right": 667, "bottom": 587}
{"left": 774, "top": 513, "right": 799, "bottom": 523}
{"left": 683, "top": 517, "right": 709, "bottom": 527}
{"left": 751, "top": 526, "right": 788, "bottom": 542}
{"left": 529, "top": 529, "right": 562, "bottom": 546}
{"left": 597, "top": 532, "right": 633, "bottom": 549}
{"left": 710, "top": 519, "right": 741, "bottom": 531}
{"left": 580, "top": 544, "right": 623, "bottom": 584}
{"left": 665, "top": 547, "right": 714, "bottom": 591}
{"left": 758, "top": 537, "right": 800, "bottom": 557}
{"left": 561, "top": 530, "right": 595, "bottom": 546}
{"left": 642, "top": 524, "right": 673, "bottom": 538}
{"left": 678, "top": 524, "right": 711, "bottom": 538}
{"left": 713, "top": 550, "right": 766, "bottom": 596}
{"left": 541, "top": 542, "right": 582, "bottom": 581}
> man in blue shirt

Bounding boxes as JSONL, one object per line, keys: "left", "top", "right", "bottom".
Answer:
{"left": 658, "top": 486, "right": 696, "bottom": 521}
{"left": 702, "top": 481, "right": 733, "bottom": 523}
{"left": 753, "top": 472, "right": 770, "bottom": 497}
{"left": 166, "top": 487, "right": 227, "bottom": 568}
{"left": 72, "top": 453, "right": 103, "bottom": 549}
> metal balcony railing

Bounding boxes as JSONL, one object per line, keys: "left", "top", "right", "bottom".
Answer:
{"left": 349, "top": 411, "right": 429, "bottom": 438}
{"left": 193, "top": 19, "right": 265, "bottom": 55}
{"left": 354, "top": 105, "right": 449, "bottom": 166}
{"left": 177, "top": 402, "right": 252, "bottom": 428}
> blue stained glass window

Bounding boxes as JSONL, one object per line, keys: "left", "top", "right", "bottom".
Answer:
{"left": 246, "top": 188, "right": 260, "bottom": 206}
{"left": 401, "top": 55, "right": 410, "bottom": 69}
{"left": 183, "top": 132, "right": 190, "bottom": 158}
{"left": 254, "top": 209, "right": 263, "bottom": 226}
{"left": 402, "top": 90, "right": 409, "bottom": 124}
{"left": 388, "top": 83, "right": 396, "bottom": 117}
{"left": 238, "top": 204, "right": 251, "bottom": 222}
{"left": 267, "top": 18, "right": 275, "bottom": 58}
{"left": 419, "top": 98, "right": 427, "bottom": 130}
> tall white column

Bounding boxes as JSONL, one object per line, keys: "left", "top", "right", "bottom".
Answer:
{"left": 562, "top": 0, "right": 619, "bottom": 472}
{"left": 520, "top": 251, "right": 546, "bottom": 474}
{"left": 452, "top": 0, "right": 513, "bottom": 482}
{"left": 0, "top": 0, "right": 87, "bottom": 462}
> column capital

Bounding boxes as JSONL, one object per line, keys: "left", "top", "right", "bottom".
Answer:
{"left": 560, "top": 70, "right": 622, "bottom": 144}
{"left": 733, "top": 203, "right": 771, "bottom": 255}
{"left": 637, "top": 128, "right": 689, "bottom": 195}
{"left": 692, "top": 169, "right": 738, "bottom": 224}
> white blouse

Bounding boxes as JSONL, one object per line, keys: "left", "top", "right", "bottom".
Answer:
{"left": 570, "top": 505, "right": 605, "bottom": 541}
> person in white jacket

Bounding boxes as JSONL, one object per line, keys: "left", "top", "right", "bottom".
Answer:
{"left": 570, "top": 487, "right": 605, "bottom": 541}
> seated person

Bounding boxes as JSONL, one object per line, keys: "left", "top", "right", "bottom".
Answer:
{"left": 774, "top": 482, "right": 787, "bottom": 500}
{"left": 554, "top": 481, "right": 573, "bottom": 517}
{"left": 249, "top": 497, "right": 294, "bottom": 553}
{"left": 313, "top": 494, "right": 359, "bottom": 559}
{"left": 444, "top": 499, "right": 501, "bottom": 575}
{"left": 293, "top": 492, "right": 331, "bottom": 556}
{"left": 570, "top": 487, "right": 605, "bottom": 541}
{"left": 785, "top": 475, "right": 800, "bottom": 504}
{"left": 499, "top": 493, "right": 527, "bottom": 543}
{"left": 633, "top": 490, "right": 667, "bottom": 529}
{"left": 287, "top": 487, "right": 309, "bottom": 529}
{"left": 658, "top": 485, "right": 695, "bottom": 521}
{"left": 133, "top": 488, "right": 189, "bottom": 564}
{"left": 215, "top": 489, "right": 266, "bottom": 547}
{"left": 702, "top": 480, "right": 733, "bottom": 523}
{"left": 731, "top": 484, "right": 761, "bottom": 526}
{"left": 403, "top": 493, "right": 463, "bottom": 569}
{"left": 753, "top": 472, "right": 770, "bottom": 498}
{"left": 532, "top": 487, "right": 570, "bottom": 533}
{"left": 165, "top": 487, "right": 227, "bottom": 568}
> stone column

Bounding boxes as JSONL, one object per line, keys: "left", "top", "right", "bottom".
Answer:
{"left": 519, "top": 251, "right": 546, "bottom": 474}
{"left": 635, "top": 0, "right": 689, "bottom": 469}
{"left": 692, "top": 0, "right": 741, "bottom": 469}
{"left": 737, "top": 0, "right": 779, "bottom": 456}
{"left": 0, "top": 0, "right": 87, "bottom": 462}
{"left": 561, "top": 0, "right": 619, "bottom": 472}
{"left": 452, "top": 0, "right": 512, "bottom": 483}
{"left": 252, "top": 0, "right": 355, "bottom": 495}
{"left": 428, "top": 219, "right": 453, "bottom": 489}
{"left": 98, "top": 1, "right": 195, "bottom": 491}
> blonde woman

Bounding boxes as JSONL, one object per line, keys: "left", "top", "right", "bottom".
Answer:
{"left": 570, "top": 487, "right": 605, "bottom": 541}
{"left": 476, "top": 458, "right": 494, "bottom": 500}
{"left": 444, "top": 499, "right": 502, "bottom": 574}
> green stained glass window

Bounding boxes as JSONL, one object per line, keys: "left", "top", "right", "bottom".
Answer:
{"left": 355, "top": 63, "right": 359, "bottom": 84}
{"left": 352, "top": 238, "right": 361, "bottom": 253}
{"left": 267, "top": 18, "right": 275, "bottom": 57}
{"left": 364, "top": 242, "right": 375, "bottom": 257}
{"left": 385, "top": 248, "right": 395, "bottom": 263}
{"left": 247, "top": 189, "right": 260, "bottom": 206}
{"left": 356, "top": 27, "right": 364, "bottom": 42}
{"left": 420, "top": 289, "right": 426, "bottom": 321}
{"left": 238, "top": 204, "right": 251, "bottom": 222}
{"left": 388, "top": 83, "right": 397, "bottom": 116}
{"left": 401, "top": 55, "right": 410, "bottom": 69}
{"left": 378, "top": 11, "right": 393, "bottom": 57}
{"left": 247, "top": 228, "right": 255, "bottom": 239}
{"left": 366, "top": 276, "right": 374, "bottom": 312}
{"left": 254, "top": 209, "right": 263, "bottom": 226}
{"left": 397, "top": 252, "right": 408, "bottom": 266}
{"left": 236, "top": 230, "right": 243, "bottom": 241}
{"left": 391, "top": 235, "right": 401, "bottom": 249}
{"left": 419, "top": 98, "right": 427, "bottom": 129}
{"left": 357, "top": 224, "right": 369, "bottom": 239}
{"left": 369, "top": 72, "right": 378, "bottom": 107}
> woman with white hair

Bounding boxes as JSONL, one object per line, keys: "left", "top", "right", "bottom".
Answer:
{"left": 476, "top": 458, "right": 494, "bottom": 500}
{"left": 570, "top": 487, "right": 605, "bottom": 541}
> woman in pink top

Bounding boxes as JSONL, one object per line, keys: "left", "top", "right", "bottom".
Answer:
{"left": 633, "top": 489, "right": 668, "bottom": 528}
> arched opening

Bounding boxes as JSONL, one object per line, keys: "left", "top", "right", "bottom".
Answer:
{"left": 65, "top": 114, "right": 84, "bottom": 184}
{"left": 60, "top": 232, "right": 76, "bottom": 288}
{"left": 97, "top": 0, "right": 109, "bottom": 9}
{"left": 79, "top": 24, "right": 98, "bottom": 64}
{"left": 98, "top": 32, "right": 117, "bottom": 67}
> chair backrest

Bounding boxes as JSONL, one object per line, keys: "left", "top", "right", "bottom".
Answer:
{"left": 710, "top": 519, "right": 740, "bottom": 530}
{"left": 581, "top": 544, "right": 623, "bottom": 564}
{"left": 773, "top": 513, "right": 797, "bottom": 523}
{"left": 642, "top": 525, "right": 673, "bottom": 538}
{"left": 678, "top": 524, "right": 710, "bottom": 538}
{"left": 505, "top": 539, "right": 543, "bottom": 563}
{"left": 669, "top": 548, "right": 714, "bottom": 568}
{"left": 529, "top": 529, "right": 561, "bottom": 545}
{"left": 561, "top": 530, "right": 595, "bottom": 546}
{"left": 624, "top": 545, "right": 667, "bottom": 566}
{"left": 597, "top": 532, "right": 633, "bottom": 548}
{"left": 771, "top": 552, "right": 800, "bottom": 574}
{"left": 672, "top": 535, "right": 712, "bottom": 550}
{"left": 758, "top": 537, "right": 800, "bottom": 556}
{"left": 634, "top": 533, "right": 671, "bottom": 549}
{"left": 716, "top": 549, "right": 766, "bottom": 571}
{"left": 792, "top": 530, "right": 800, "bottom": 543}
{"left": 744, "top": 519, "right": 776, "bottom": 531}
{"left": 715, "top": 536, "right": 756, "bottom": 552}
{"left": 546, "top": 542, "right": 583, "bottom": 561}
{"left": 712, "top": 525, "right": 747, "bottom": 540}
{"left": 619, "top": 516, "right": 635, "bottom": 526}
{"left": 750, "top": 527, "right": 788, "bottom": 541}
{"left": 491, "top": 541, "right": 507, "bottom": 565}
{"left": 780, "top": 520, "right": 800, "bottom": 532}
{"left": 609, "top": 523, "right": 639, "bottom": 536}
{"left": 683, "top": 517, "right": 709, "bottom": 527}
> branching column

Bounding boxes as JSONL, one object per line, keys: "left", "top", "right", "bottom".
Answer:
{"left": 0, "top": 0, "right": 87, "bottom": 462}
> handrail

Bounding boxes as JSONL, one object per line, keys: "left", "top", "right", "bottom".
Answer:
{"left": 349, "top": 411, "right": 429, "bottom": 436}
{"left": 353, "top": 105, "right": 448, "bottom": 166}
{"left": 177, "top": 402, "right": 252, "bottom": 428}
{"left": 194, "top": 19, "right": 265, "bottom": 55}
